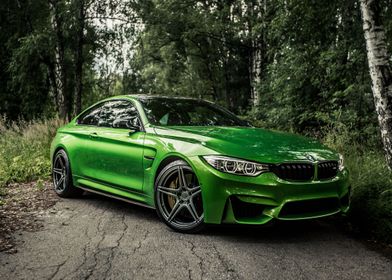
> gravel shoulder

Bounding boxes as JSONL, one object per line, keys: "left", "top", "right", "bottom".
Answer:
{"left": 0, "top": 181, "right": 59, "bottom": 252}
{"left": 0, "top": 185, "right": 391, "bottom": 280}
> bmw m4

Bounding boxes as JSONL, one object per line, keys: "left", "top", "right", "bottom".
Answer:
{"left": 51, "top": 95, "right": 350, "bottom": 233}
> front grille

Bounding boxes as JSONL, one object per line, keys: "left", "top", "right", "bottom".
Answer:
{"left": 317, "top": 161, "right": 338, "bottom": 180}
{"left": 279, "top": 197, "right": 340, "bottom": 218}
{"left": 230, "top": 197, "right": 266, "bottom": 220}
{"left": 271, "top": 163, "right": 314, "bottom": 181}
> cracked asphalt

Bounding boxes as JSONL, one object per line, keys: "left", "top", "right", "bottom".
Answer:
{"left": 0, "top": 192, "right": 391, "bottom": 280}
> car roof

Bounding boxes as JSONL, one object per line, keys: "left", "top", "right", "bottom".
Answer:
{"left": 126, "top": 94, "right": 205, "bottom": 102}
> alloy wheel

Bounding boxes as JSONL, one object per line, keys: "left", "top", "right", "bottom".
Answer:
{"left": 156, "top": 163, "right": 204, "bottom": 231}
{"left": 52, "top": 153, "right": 68, "bottom": 193}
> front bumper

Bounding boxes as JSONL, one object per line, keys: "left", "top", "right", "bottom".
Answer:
{"left": 189, "top": 156, "right": 350, "bottom": 225}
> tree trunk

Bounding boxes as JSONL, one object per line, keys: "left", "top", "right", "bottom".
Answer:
{"left": 49, "top": 0, "right": 71, "bottom": 120}
{"left": 73, "top": 0, "right": 85, "bottom": 116}
{"left": 360, "top": 0, "right": 392, "bottom": 169}
{"left": 47, "top": 60, "right": 60, "bottom": 113}
{"left": 247, "top": 0, "right": 265, "bottom": 109}
{"left": 250, "top": 39, "right": 262, "bottom": 107}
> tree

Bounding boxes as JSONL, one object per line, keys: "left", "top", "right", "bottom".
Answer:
{"left": 246, "top": 0, "right": 267, "bottom": 108}
{"left": 49, "top": 0, "right": 72, "bottom": 120}
{"left": 128, "top": 0, "right": 252, "bottom": 111}
{"left": 0, "top": 0, "right": 54, "bottom": 119}
{"left": 360, "top": 0, "right": 392, "bottom": 168}
{"left": 73, "top": 0, "right": 87, "bottom": 116}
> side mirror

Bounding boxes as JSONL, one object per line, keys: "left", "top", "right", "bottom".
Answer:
{"left": 127, "top": 118, "right": 142, "bottom": 134}
{"left": 112, "top": 117, "right": 142, "bottom": 132}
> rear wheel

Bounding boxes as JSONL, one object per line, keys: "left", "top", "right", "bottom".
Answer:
{"left": 52, "top": 149, "right": 83, "bottom": 198}
{"left": 155, "top": 160, "right": 205, "bottom": 233}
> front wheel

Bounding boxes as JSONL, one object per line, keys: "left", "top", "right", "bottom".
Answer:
{"left": 155, "top": 160, "right": 205, "bottom": 233}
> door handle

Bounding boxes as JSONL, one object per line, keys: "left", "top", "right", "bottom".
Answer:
{"left": 89, "top": 132, "right": 98, "bottom": 139}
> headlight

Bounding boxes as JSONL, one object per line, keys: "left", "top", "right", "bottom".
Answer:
{"left": 339, "top": 154, "right": 344, "bottom": 171}
{"left": 202, "top": 155, "right": 269, "bottom": 176}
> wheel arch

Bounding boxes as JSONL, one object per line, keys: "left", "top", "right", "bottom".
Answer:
{"left": 52, "top": 145, "right": 68, "bottom": 160}
{"left": 153, "top": 153, "right": 198, "bottom": 185}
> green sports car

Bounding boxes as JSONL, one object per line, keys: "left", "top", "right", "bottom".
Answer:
{"left": 50, "top": 95, "right": 350, "bottom": 233}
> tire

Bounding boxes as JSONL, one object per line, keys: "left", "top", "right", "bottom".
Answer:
{"left": 154, "top": 159, "right": 205, "bottom": 233}
{"left": 52, "top": 149, "right": 83, "bottom": 198}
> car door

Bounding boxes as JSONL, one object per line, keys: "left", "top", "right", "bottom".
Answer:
{"left": 77, "top": 100, "right": 145, "bottom": 192}
{"left": 71, "top": 103, "right": 104, "bottom": 180}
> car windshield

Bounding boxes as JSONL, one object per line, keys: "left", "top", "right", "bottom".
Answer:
{"left": 139, "top": 98, "right": 250, "bottom": 127}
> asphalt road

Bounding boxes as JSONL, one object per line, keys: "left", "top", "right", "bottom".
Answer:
{"left": 1, "top": 193, "right": 391, "bottom": 280}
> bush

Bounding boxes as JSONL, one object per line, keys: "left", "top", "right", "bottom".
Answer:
{"left": 0, "top": 117, "right": 64, "bottom": 189}
{"left": 323, "top": 125, "right": 392, "bottom": 244}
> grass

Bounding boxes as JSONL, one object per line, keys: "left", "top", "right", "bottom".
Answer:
{"left": 347, "top": 152, "right": 392, "bottom": 244}
{"left": 323, "top": 126, "right": 392, "bottom": 244}
{"left": 0, "top": 118, "right": 391, "bottom": 244}
{"left": 0, "top": 117, "right": 64, "bottom": 189}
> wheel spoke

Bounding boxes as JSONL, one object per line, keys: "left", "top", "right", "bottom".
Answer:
{"left": 58, "top": 157, "right": 65, "bottom": 168}
{"left": 189, "top": 187, "right": 201, "bottom": 197}
{"left": 62, "top": 174, "right": 67, "bottom": 190}
{"left": 177, "top": 167, "right": 187, "bottom": 188}
{"left": 168, "top": 201, "right": 183, "bottom": 222}
{"left": 53, "top": 168, "right": 63, "bottom": 175}
{"left": 186, "top": 201, "right": 199, "bottom": 222}
{"left": 158, "top": 186, "right": 179, "bottom": 197}
{"left": 56, "top": 175, "right": 65, "bottom": 190}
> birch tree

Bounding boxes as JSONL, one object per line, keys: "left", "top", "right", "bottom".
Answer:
{"left": 247, "top": 0, "right": 265, "bottom": 108}
{"left": 360, "top": 0, "right": 392, "bottom": 169}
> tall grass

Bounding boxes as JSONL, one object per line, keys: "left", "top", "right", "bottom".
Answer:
{"left": 323, "top": 125, "right": 392, "bottom": 244}
{"left": 0, "top": 117, "right": 64, "bottom": 189}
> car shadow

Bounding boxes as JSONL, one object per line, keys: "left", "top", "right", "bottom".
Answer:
{"left": 79, "top": 191, "right": 158, "bottom": 221}
{"left": 78, "top": 191, "right": 343, "bottom": 241}
{"left": 203, "top": 219, "right": 342, "bottom": 242}
{"left": 68, "top": 191, "right": 392, "bottom": 259}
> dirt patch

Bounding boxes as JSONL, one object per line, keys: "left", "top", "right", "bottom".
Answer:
{"left": 0, "top": 181, "right": 59, "bottom": 253}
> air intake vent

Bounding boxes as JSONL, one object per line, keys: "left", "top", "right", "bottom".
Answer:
{"left": 279, "top": 197, "right": 340, "bottom": 218}
{"left": 271, "top": 163, "right": 314, "bottom": 181}
{"left": 230, "top": 197, "right": 266, "bottom": 220}
{"left": 317, "top": 161, "right": 338, "bottom": 180}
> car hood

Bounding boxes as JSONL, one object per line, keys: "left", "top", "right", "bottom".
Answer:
{"left": 152, "top": 126, "right": 338, "bottom": 164}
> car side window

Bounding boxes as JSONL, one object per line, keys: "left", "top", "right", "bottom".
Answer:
{"left": 98, "top": 100, "right": 140, "bottom": 129}
{"left": 77, "top": 106, "right": 102, "bottom": 126}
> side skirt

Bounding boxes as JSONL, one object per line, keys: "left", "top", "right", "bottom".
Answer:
{"left": 77, "top": 185, "right": 156, "bottom": 210}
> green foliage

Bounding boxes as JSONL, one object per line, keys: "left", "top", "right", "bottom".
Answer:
{"left": 0, "top": 118, "right": 64, "bottom": 189}
{"left": 257, "top": 0, "right": 378, "bottom": 142}
{"left": 126, "top": 0, "right": 391, "bottom": 147}
{"left": 0, "top": 0, "right": 55, "bottom": 119}
{"left": 127, "top": 0, "right": 251, "bottom": 109}
{"left": 347, "top": 152, "right": 392, "bottom": 244}
{"left": 322, "top": 124, "right": 392, "bottom": 244}
{"left": 0, "top": 0, "right": 131, "bottom": 120}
